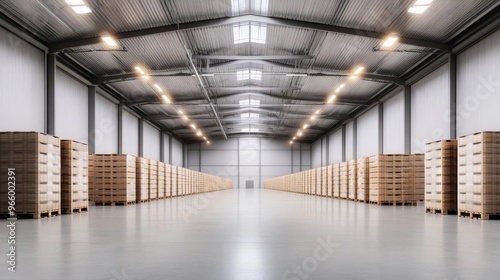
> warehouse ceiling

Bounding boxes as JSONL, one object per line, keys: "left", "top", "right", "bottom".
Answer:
{"left": 0, "top": 0, "right": 499, "bottom": 143}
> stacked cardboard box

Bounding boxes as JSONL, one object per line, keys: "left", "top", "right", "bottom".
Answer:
{"left": 171, "top": 166, "right": 178, "bottom": 197}
{"left": 148, "top": 160, "right": 158, "bottom": 200}
{"left": 333, "top": 163, "right": 340, "bottom": 198}
{"left": 348, "top": 160, "right": 357, "bottom": 201}
{"left": 92, "top": 154, "right": 136, "bottom": 206}
{"left": 340, "top": 162, "right": 349, "bottom": 199}
{"left": 327, "top": 165, "right": 333, "bottom": 197}
{"left": 165, "top": 164, "right": 172, "bottom": 198}
{"left": 136, "top": 157, "right": 149, "bottom": 203}
{"left": 425, "top": 140, "right": 457, "bottom": 215}
{"left": 157, "top": 162, "right": 165, "bottom": 199}
{"left": 61, "top": 140, "right": 89, "bottom": 214}
{"left": 321, "top": 166, "right": 327, "bottom": 196}
{"left": 357, "top": 157, "right": 369, "bottom": 202}
{"left": 0, "top": 132, "right": 61, "bottom": 218}
{"left": 88, "top": 154, "right": 94, "bottom": 202}
{"left": 413, "top": 154, "right": 425, "bottom": 201}
{"left": 458, "top": 132, "right": 500, "bottom": 219}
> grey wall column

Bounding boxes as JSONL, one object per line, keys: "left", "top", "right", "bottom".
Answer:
{"left": 449, "top": 53, "right": 457, "bottom": 139}
{"left": 117, "top": 104, "right": 123, "bottom": 154}
{"left": 378, "top": 103, "right": 384, "bottom": 154}
{"left": 160, "top": 133, "right": 165, "bottom": 162}
{"left": 404, "top": 86, "right": 412, "bottom": 153}
{"left": 198, "top": 143, "right": 201, "bottom": 172}
{"left": 46, "top": 54, "right": 56, "bottom": 135}
{"left": 183, "top": 144, "right": 188, "bottom": 168}
{"left": 341, "top": 125, "right": 346, "bottom": 162}
{"left": 290, "top": 142, "right": 293, "bottom": 173}
{"left": 352, "top": 119, "right": 357, "bottom": 159}
{"left": 299, "top": 143, "right": 303, "bottom": 171}
{"left": 168, "top": 135, "right": 173, "bottom": 164}
{"left": 138, "top": 119, "right": 144, "bottom": 157}
{"left": 88, "top": 86, "right": 97, "bottom": 154}
{"left": 325, "top": 135, "right": 329, "bottom": 165}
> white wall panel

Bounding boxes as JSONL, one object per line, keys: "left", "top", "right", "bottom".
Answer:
{"left": 292, "top": 150, "right": 300, "bottom": 166}
{"left": 457, "top": 29, "right": 500, "bottom": 136}
{"left": 188, "top": 150, "right": 200, "bottom": 166}
{"left": 95, "top": 94, "right": 118, "bottom": 153}
{"left": 239, "top": 150, "right": 260, "bottom": 165}
{"left": 329, "top": 130, "right": 343, "bottom": 163}
{"left": 411, "top": 63, "right": 450, "bottom": 153}
{"left": 301, "top": 150, "right": 311, "bottom": 165}
{"left": 345, "top": 122, "right": 354, "bottom": 160}
{"left": 171, "top": 138, "right": 183, "bottom": 166}
{"left": 239, "top": 138, "right": 260, "bottom": 150}
{"left": 311, "top": 139, "right": 322, "bottom": 168}
{"left": 293, "top": 166, "right": 301, "bottom": 173}
{"left": 201, "top": 151, "right": 238, "bottom": 166}
{"left": 54, "top": 69, "right": 88, "bottom": 143}
{"left": 261, "top": 138, "right": 289, "bottom": 150}
{"left": 357, "top": 106, "right": 379, "bottom": 158}
{"left": 261, "top": 150, "right": 291, "bottom": 166}
{"left": 122, "top": 110, "right": 138, "bottom": 156}
{"left": 261, "top": 166, "right": 291, "bottom": 177}
{"left": 321, "top": 137, "right": 327, "bottom": 166}
{"left": 239, "top": 166, "right": 259, "bottom": 176}
{"left": 143, "top": 122, "right": 160, "bottom": 160}
{"left": 0, "top": 27, "right": 45, "bottom": 132}
{"left": 188, "top": 166, "right": 200, "bottom": 171}
{"left": 383, "top": 91, "right": 405, "bottom": 154}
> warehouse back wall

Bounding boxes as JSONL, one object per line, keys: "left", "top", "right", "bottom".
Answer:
{"left": 188, "top": 138, "right": 311, "bottom": 188}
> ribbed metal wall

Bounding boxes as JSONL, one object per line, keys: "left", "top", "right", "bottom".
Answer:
{"left": 122, "top": 110, "right": 139, "bottom": 156}
{"left": 94, "top": 94, "right": 118, "bottom": 153}
{"left": 54, "top": 69, "right": 88, "bottom": 143}
{"left": 411, "top": 63, "right": 450, "bottom": 153}
{"left": 0, "top": 27, "right": 45, "bottom": 132}
{"left": 357, "top": 106, "right": 379, "bottom": 158}
{"left": 171, "top": 138, "right": 183, "bottom": 167}
{"left": 311, "top": 138, "right": 322, "bottom": 168}
{"left": 457, "top": 29, "right": 500, "bottom": 137}
{"left": 163, "top": 134, "right": 171, "bottom": 164}
{"left": 143, "top": 122, "right": 160, "bottom": 161}
{"left": 329, "top": 129, "right": 343, "bottom": 164}
{"left": 345, "top": 122, "right": 354, "bottom": 160}
{"left": 383, "top": 90, "right": 405, "bottom": 154}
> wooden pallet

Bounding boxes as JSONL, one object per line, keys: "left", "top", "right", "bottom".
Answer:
{"left": 62, "top": 207, "right": 89, "bottom": 214}
{"left": 425, "top": 207, "right": 457, "bottom": 215}
{"left": 94, "top": 201, "right": 136, "bottom": 206}
{"left": 0, "top": 210, "right": 61, "bottom": 219}
{"left": 369, "top": 201, "right": 417, "bottom": 206}
{"left": 458, "top": 211, "right": 500, "bottom": 220}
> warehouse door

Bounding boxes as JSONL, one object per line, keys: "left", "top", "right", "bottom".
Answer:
{"left": 245, "top": 180, "right": 254, "bottom": 189}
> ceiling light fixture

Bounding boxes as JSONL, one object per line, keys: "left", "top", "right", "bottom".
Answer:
{"left": 293, "top": 137, "right": 296, "bottom": 140}
{"left": 353, "top": 66, "right": 364, "bottom": 75}
{"left": 66, "top": 0, "right": 85, "bottom": 4}
{"left": 101, "top": 36, "right": 118, "bottom": 47}
{"left": 408, "top": 0, "right": 434, "bottom": 14}
{"left": 179, "top": 110, "right": 184, "bottom": 114}
{"left": 196, "top": 131, "right": 202, "bottom": 136}
{"left": 71, "top": 5, "right": 92, "bottom": 14}
{"left": 315, "top": 110, "right": 320, "bottom": 114}
{"left": 191, "top": 124, "right": 196, "bottom": 129}
{"left": 203, "top": 137, "right": 207, "bottom": 140}
{"left": 328, "top": 95, "right": 337, "bottom": 103}
{"left": 335, "top": 84, "right": 346, "bottom": 93}
{"left": 161, "top": 95, "right": 171, "bottom": 104}
{"left": 290, "top": 141, "right": 293, "bottom": 144}
{"left": 183, "top": 116, "right": 189, "bottom": 120}
{"left": 134, "top": 66, "right": 145, "bottom": 75}
{"left": 298, "top": 131, "right": 303, "bottom": 136}
{"left": 207, "top": 141, "right": 210, "bottom": 144}
{"left": 154, "top": 84, "right": 162, "bottom": 92}
{"left": 310, "top": 116, "right": 316, "bottom": 120}
{"left": 303, "top": 124, "right": 309, "bottom": 129}
{"left": 382, "top": 34, "right": 399, "bottom": 47}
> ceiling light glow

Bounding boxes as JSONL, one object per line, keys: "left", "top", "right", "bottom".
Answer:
{"left": 101, "top": 36, "right": 118, "bottom": 47}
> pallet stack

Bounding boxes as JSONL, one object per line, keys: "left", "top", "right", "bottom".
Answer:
{"left": 91, "top": 154, "right": 136, "bottom": 206}
{"left": 148, "top": 160, "right": 158, "bottom": 200}
{"left": 357, "top": 157, "right": 369, "bottom": 202}
{"left": 425, "top": 140, "right": 457, "bottom": 215}
{"left": 171, "top": 166, "right": 178, "bottom": 197}
{"left": 88, "top": 154, "right": 95, "bottom": 202}
{"left": 179, "top": 167, "right": 185, "bottom": 196}
{"left": 157, "top": 162, "right": 165, "bottom": 199}
{"left": 321, "top": 166, "right": 327, "bottom": 196}
{"left": 165, "top": 164, "right": 172, "bottom": 198}
{"left": 61, "top": 140, "right": 89, "bottom": 214}
{"left": 340, "top": 162, "right": 349, "bottom": 199}
{"left": 136, "top": 157, "right": 149, "bottom": 203}
{"left": 458, "top": 132, "right": 500, "bottom": 220}
{"left": 311, "top": 168, "right": 317, "bottom": 195}
{"left": 348, "top": 160, "right": 357, "bottom": 201}
{"left": 333, "top": 163, "right": 340, "bottom": 198}
{"left": 0, "top": 132, "right": 61, "bottom": 219}
{"left": 369, "top": 155, "right": 424, "bottom": 205}
{"left": 412, "top": 154, "right": 425, "bottom": 201}
{"left": 327, "top": 165, "right": 333, "bottom": 197}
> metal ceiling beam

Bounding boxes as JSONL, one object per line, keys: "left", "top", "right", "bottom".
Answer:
{"left": 49, "top": 15, "right": 451, "bottom": 52}
{"left": 208, "top": 60, "right": 404, "bottom": 85}
{"left": 171, "top": 125, "right": 323, "bottom": 133}
{"left": 91, "top": 72, "right": 191, "bottom": 85}
{"left": 184, "top": 46, "right": 227, "bottom": 139}
{"left": 206, "top": 86, "right": 301, "bottom": 91}
{"left": 194, "top": 55, "right": 314, "bottom": 60}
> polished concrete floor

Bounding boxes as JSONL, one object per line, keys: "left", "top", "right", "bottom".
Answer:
{"left": 1, "top": 189, "right": 500, "bottom": 280}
